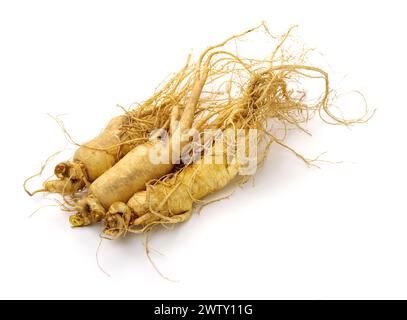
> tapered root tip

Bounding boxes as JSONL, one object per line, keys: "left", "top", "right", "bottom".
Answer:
{"left": 43, "top": 180, "right": 77, "bottom": 195}
{"left": 25, "top": 188, "right": 47, "bottom": 197}
{"left": 69, "top": 214, "right": 85, "bottom": 227}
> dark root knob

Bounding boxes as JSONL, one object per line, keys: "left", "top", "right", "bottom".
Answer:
{"left": 70, "top": 195, "right": 105, "bottom": 227}
{"left": 103, "top": 202, "right": 133, "bottom": 239}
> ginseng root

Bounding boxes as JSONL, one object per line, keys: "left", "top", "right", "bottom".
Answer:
{"left": 103, "top": 153, "right": 240, "bottom": 238}
{"left": 101, "top": 29, "right": 369, "bottom": 237}
{"left": 31, "top": 55, "right": 195, "bottom": 197}
{"left": 44, "top": 115, "right": 131, "bottom": 195}
{"left": 32, "top": 23, "right": 370, "bottom": 235}
{"left": 69, "top": 26, "right": 262, "bottom": 227}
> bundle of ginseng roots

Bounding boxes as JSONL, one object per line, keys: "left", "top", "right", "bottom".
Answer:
{"left": 26, "top": 24, "right": 367, "bottom": 240}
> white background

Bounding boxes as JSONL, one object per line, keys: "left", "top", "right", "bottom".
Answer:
{"left": 0, "top": 0, "right": 406, "bottom": 299}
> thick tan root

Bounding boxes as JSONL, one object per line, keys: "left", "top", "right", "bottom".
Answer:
{"left": 68, "top": 23, "right": 370, "bottom": 232}
{"left": 70, "top": 26, "right": 263, "bottom": 227}
{"left": 69, "top": 140, "right": 176, "bottom": 227}
{"left": 44, "top": 115, "right": 131, "bottom": 195}
{"left": 89, "top": 142, "right": 174, "bottom": 209}
{"left": 102, "top": 154, "right": 240, "bottom": 237}
{"left": 73, "top": 116, "right": 133, "bottom": 181}
{"left": 46, "top": 53, "right": 197, "bottom": 197}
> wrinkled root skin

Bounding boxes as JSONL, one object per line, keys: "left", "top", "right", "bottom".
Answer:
{"left": 70, "top": 195, "right": 105, "bottom": 227}
{"left": 102, "top": 203, "right": 193, "bottom": 239}
{"left": 43, "top": 179, "right": 80, "bottom": 195}
{"left": 102, "top": 156, "right": 239, "bottom": 238}
{"left": 49, "top": 161, "right": 88, "bottom": 194}
{"left": 103, "top": 202, "right": 133, "bottom": 239}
